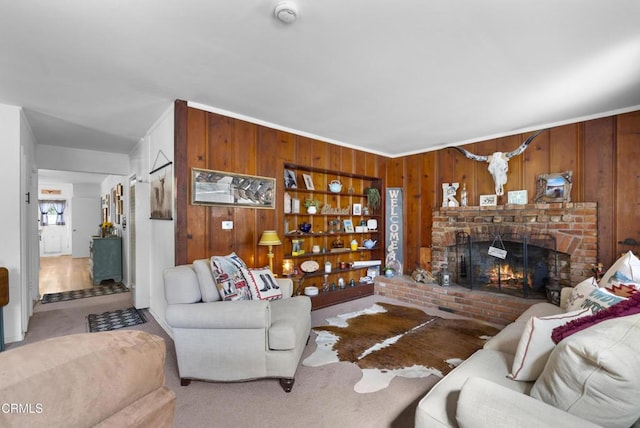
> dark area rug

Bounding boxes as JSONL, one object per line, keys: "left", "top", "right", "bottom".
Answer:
{"left": 87, "top": 307, "right": 147, "bottom": 332}
{"left": 41, "top": 282, "right": 128, "bottom": 304}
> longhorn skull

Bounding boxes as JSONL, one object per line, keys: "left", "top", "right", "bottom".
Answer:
{"left": 450, "top": 130, "right": 545, "bottom": 196}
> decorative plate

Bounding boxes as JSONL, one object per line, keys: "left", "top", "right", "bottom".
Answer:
{"left": 300, "top": 260, "right": 320, "bottom": 273}
{"left": 367, "top": 219, "right": 378, "bottom": 230}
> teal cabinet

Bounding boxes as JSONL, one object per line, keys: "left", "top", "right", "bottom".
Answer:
{"left": 90, "top": 237, "right": 122, "bottom": 285}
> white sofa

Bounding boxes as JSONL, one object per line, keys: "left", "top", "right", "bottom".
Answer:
{"left": 164, "top": 259, "right": 311, "bottom": 392}
{"left": 415, "top": 286, "right": 640, "bottom": 428}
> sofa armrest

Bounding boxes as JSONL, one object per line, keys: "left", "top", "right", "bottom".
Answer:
{"left": 276, "top": 277, "right": 293, "bottom": 298}
{"left": 166, "top": 300, "right": 270, "bottom": 329}
{"left": 456, "top": 377, "right": 602, "bottom": 428}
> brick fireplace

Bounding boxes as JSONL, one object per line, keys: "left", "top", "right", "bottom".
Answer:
{"left": 374, "top": 203, "right": 598, "bottom": 326}
{"left": 432, "top": 203, "right": 598, "bottom": 287}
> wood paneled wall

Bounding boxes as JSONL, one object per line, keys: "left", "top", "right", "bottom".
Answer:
{"left": 388, "top": 110, "right": 640, "bottom": 271}
{"left": 176, "top": 100, "right": 639, "bottom": 273}
{"left": 174, "top": 101, "right": 387, "bottom": 268}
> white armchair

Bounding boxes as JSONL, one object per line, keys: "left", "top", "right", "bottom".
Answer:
{"left": 163, "top": 260, "right": 311, "bottom": 392}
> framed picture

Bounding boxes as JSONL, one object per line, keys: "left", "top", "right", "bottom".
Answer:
{"left": 150, "top": 162, "right": 173, "bottom": 220}
{"left": 507, "top": 190, "right": 528, "bottom": 205}
{"left": 191, "top": 168, "right": 275, "bottom": 209}
{"left": 284, "top": 169, "right": 297, "bottom": 189}
{"left": 353, "top": 203, "right": 362, "bottom": 215}
{"left": 535, "top": 171, "right": 573, "bottom": 203}
{"left": 479, "top": 194, "right": 497, "bottom": 206}
{"left": 343, "top": 219, "right": 355, "bottom": 233}
{"left": 302, "top": 173, "right": 314, "bottom": 190}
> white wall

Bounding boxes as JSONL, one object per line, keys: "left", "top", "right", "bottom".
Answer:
{"left": 37, "top": 145, "right": 129, "bottom": 175}
{"left": 0, "top": 103, "right": 37, "bottom": 344}
{"left": 129, "top": 104, "right": 174, "bottom": 332}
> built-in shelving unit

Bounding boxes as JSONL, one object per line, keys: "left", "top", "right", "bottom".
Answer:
{"left": 282, "top": 163, "right": 383, "bottom": 309}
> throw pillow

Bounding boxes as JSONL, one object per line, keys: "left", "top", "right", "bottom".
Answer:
{"left": 602, "top": 273, "right": 640, "bottom": 298}
{"left": 599, "top": 250, "right": 640, "bottom": 286}
{"left": 578, "top": 287, "right": 626, "bottom": 314}
{"left": 565, "top": 277, "right": 598, "bottom": 312}
{"left": 531, "top": 313, "right": 640, "bottom": 428}
{"left": 508, "top": 308, "right": 590, "bottom": 381}
{"left": 210, "top": 253, "right": 252, "bottom": 301}
{"left": 243, "top": 267, "right": 283, "bottom": 301}
{"left": 552, "top": 292, "right": 640, "bottom": 343}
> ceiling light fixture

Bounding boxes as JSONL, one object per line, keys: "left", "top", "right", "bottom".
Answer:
{"left": 274, "top": 1, "right": 298, "bottom": 24}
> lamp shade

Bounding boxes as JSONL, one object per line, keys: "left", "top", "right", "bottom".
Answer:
{"left": 258, "top": 230, "right": 282, "bottom": 246}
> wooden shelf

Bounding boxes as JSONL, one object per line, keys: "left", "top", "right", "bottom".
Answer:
{"left": 306, "top": 283, "right": 375, "bottom": 310}
{"left": 283, "top": 163, "right": 383, "bottom": 308}
{"left": 284, "top": 249, "right": 380, "bottom": 259}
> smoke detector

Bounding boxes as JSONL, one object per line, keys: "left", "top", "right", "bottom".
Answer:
{"left": 274, "top": 1, "right": 299, "bottom": 24}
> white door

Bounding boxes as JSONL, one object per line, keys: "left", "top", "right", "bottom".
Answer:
{"left": 71, "top": 197, "right": 100, "bottom": 258}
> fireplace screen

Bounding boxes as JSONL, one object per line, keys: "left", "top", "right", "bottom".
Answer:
{"left": 452, "top": 231, "right": 558, "bottom": 298}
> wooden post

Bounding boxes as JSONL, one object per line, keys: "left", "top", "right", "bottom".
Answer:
{"left": 420, "top": 247, "right": 432, "bottom": 271}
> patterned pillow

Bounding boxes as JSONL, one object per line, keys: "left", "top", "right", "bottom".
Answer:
{"left": 599, "top": 250, "right": 640, "bottom": 286}
{"left": 602, "top": 271, "right": 640, "bottom": 298}
{"left": 210, "top": 253, "right": 252, "bottom": 301}
{"left": 578, "top": 287, "right": 626, "bottom": 314}
{"left": 565, "top": 277, "right": 598, "bottom": 312}
{"left": 552, "top": 292, "right": 640, "bottom": 344}
{"left": 243, "top": 267, "right": 283, "bottom": 301}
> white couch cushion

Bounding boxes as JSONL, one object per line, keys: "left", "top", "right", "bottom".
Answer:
{"left": 193, "top": 259, "right": 220, "bottom": 302}
{"left": 484, "top": 302, "right": 563, "bottom": 356}
{"left": 415, "top": 349, "right": 532, "bottom": 428}
{"left": 531, "top": 313, "right": 640, "bottom": 428}
{"left": 508, "top": 308, "right": 589, "bottom": 381}
{"left": 163, "top": 265, "right": 201, "bottom": 304}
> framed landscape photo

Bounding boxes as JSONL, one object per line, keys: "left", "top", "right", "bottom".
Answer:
{"left": 479, "top": 194, "right": 497, "bottom": 206}
{"left": 534, "top": 171, "right": 573, "bottom": 203}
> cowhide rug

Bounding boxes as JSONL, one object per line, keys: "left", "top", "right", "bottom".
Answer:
{"left": 303, "top": 302, "right": 500, "bottom": 393}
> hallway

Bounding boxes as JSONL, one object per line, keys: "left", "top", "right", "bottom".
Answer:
{"left": 39, "top": 255, "right": 93, "bottom": 295}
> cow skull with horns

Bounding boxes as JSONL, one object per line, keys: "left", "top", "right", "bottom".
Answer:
{"left": 450, "top": 130, "right": 546, "bottom": 196}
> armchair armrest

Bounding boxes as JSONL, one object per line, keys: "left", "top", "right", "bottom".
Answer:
{"left": 456, "top": 377, "right": 601, "bottom": 428}
{"left": 166, "top": 300, "right": 270, "bottom": 329}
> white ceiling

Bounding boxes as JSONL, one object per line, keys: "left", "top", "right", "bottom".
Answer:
{"left": 2, "top": 0, "right": 640, "bottom": 164}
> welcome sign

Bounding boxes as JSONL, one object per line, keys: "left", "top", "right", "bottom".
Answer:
{"left": 385, "top": 188, "right": 403, "bottom": 274}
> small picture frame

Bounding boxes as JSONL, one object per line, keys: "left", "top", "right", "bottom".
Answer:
{"left": 535, "top": 171, "right": 573, "bottom": 203}
{"left": 284, "top": 169, "right": 297, "bottom": 189}
{"left": 507, "top": 190, "right": 528, "bottom": 205}
{"left": 479, "top": 194, "right": 497, "bottom": 206}
{"left": 302, "top": 173, "right": 314, "bottom": 190}
{"left": 353, "top": 203, "right": 362, "bottom": 216}
{"left": 343, "top": 219, "right": 354, "bottom": 233}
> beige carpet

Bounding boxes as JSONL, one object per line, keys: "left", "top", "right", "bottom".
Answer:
{"left": 9, "top": 294, "right": 497, "bottom": 427}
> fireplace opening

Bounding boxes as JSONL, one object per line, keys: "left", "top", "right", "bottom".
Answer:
{"left": 450, "top": 231, "right": 561, "bottom": 299}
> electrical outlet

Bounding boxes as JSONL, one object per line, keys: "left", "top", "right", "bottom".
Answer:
{"left": 222, "top": 221, "right": 233, "bottom": 230}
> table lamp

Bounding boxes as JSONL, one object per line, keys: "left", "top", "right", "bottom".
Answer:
{"left": 258, "top": 230, "right": 282, "bottom": 273}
